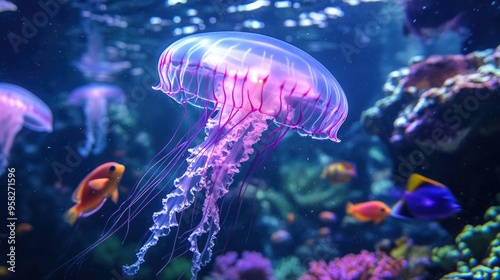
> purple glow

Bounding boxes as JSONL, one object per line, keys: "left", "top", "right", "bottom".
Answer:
{"left": 122, "top": 31, "right": 348, "bottom": 279}
{"left": 74, "top": 21, "right": 131, "bottom": 82}
{"left": 0, "top": 83, "right": 52, "bottom": 174}
{"left": 68, "top": 83, "right": 125, "bottom": 157}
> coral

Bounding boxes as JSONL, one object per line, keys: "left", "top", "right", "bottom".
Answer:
{"left": 209, "top": 251, "right": 276, "bottom": 280}
{"left": 376, "top": 237, "right": 433, "bottom": 279}
{"left": 362, "top": 47, "right": 499, "bottom": 152}
{"left": 159, "top": 258, "right": 192, "bottom": 280}
{"left": 273, "top": 256, "right": 305, "bottom": 280}
{"left": 280, "top": 159, "right": 351, "bottom": 210}
{"left": 361, "top": 46, "right": 500, "bottom": 229}
{"left": 295, "top": 237, "right": 341, "bottom": 265}
{"left": 431, "top": 245, "right": 461, "bottom": 272}
{"left": 252, "top": 183, "right": 294, "bottom": 221}
{"left": 92, "top": 235, "right": 136, "bottom": 267}
{"left": 401, "top": 55, "right": 470, "bottom": 90}
{"left": 431, "top": 204, "right": 500, "bottom": 279}
{"left": 299, "top": 250, "right": 405, "bottom": 280}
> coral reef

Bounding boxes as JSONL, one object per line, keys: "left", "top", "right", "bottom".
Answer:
{"left": 280, "top": 158, "right": 351, "bottom": 210}
{"left": 376, "top": 237, "right": 433, "bottom": 279}
{"left": 208, "top": 251, "right": 276, "bottom": 280}
{"left": 362, "top": 47, "right": 499, "bottom": 153}
{"left": 273, "top": 256, "right": 305, "bottom": 280}
{"left": 362, "top": 46, "right": 500, "bottom": 230}
{"left": 432, "top": 204, "right": 500, "bottom": 279}
{"left": 299, "top": 250, "right": 405, "bottom": 280}
{"left": 401, "top": 55, "right": 470, "bottom": 90}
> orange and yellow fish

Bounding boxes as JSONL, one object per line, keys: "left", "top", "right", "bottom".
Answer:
{"left": 321, "top": 161, "right": 356, "bottom": 184}
{"left": 65, "top": 162, "right": 125, "bottom": 225}
{"left": 346, "top": 201, "right": 391, "bottom": 224}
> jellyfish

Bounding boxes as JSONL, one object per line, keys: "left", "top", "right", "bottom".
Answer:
{"left": 74, "top": 20, "right": 131, "bottom": 82}
{"left": 119, "top": 31, "right": 348, "bottom": 279}
{"left": 68, "top": 83, "right": 125, "bottom": 157}
{"left": 0, "top": 83, "right": 52, "bottom": 175}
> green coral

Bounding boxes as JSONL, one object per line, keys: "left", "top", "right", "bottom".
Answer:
{"left": 432, "top": 245, "right": 460, "bottom": 272}
{"left": 280, "top": 159, "right": 352, "bottom": 210}
{"left": 432, "top": 205, "right": 500, "bottom": 279}
{"left": 158, "top": 257, "right": 192, "bottom": 280}
{"left": 273, "top": 256, "right": 305, "bottom": 280}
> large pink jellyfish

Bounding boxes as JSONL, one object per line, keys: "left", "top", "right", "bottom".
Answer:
{"left": 0, "top": 83, "right": 52, "bottom": 175}
{"left": 68, "top": 83, "right": 125, "bottom": 157}
{"left": 120, "top": 31, "right": 348, "bottom": 279}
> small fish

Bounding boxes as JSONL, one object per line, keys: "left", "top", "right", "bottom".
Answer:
{"left": 65, "top": 162, "right": 125, "bottom": 225}
{"left": 16, "top": 223, "right": 33, "bottom": 234}
{"left": 319, "top": 211, "right": 337, "bottom": 223}
{"left": 321, "top": 161, "right": 356, "bottom": 184}
{"left": 0, "top": 265, "right": 10, "bottom": 276}
{"left": 346, "top": 201, "right": 391, "bottom": 224}
{"left": 391, "top": 173, "right": 461, "bottom": 220}
{"left": 318, "top": 227, "right": 331, "bottom": 237}
{"left": 270, "top": 229, "right": 292, "bottom": 244}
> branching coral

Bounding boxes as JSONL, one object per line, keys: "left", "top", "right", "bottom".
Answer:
{"left": 209, "top": 251, "right": 276, "bottom": 280}
{"left": 299, "top": 250, "right": 405, "bottom": 280}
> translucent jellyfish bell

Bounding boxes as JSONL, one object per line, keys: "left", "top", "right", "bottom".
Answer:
{"left": 0, "top": 83, "right": 53, "bottom": 174}
{"left": 68, "top": 83, "right": 125, "bottom": 157}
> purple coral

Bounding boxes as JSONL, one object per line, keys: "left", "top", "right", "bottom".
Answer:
{"left": 210, "top": 251, "right": 276, "bottom": 280}
{"left": 401, "top": 55, "right": 469, "bottom": 90}
{"left": 300, "top": 250, "right": 405, "bottom": 280}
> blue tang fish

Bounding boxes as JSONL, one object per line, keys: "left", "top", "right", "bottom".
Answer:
{"left": 391, "top": 173, "right": 461, "bottom": 220}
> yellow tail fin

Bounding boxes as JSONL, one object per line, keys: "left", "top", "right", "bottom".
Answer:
{"left": 64, "top": 207, "right": 79, "bottom": 225}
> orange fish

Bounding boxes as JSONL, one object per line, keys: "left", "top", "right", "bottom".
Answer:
{"left": 318, "top": 227, "right": 331, "bottom": 237}
{"left": 65, "top": 162, "right": 125, "bottom": 225}
{"left": 346, "top": 201, "right": 391, "bottom": 224}
{"left": 321, "top": 161, "right": 356, "bottom": 184}
{"left": 16, "top": 223, "right": 33, "bottom": 234}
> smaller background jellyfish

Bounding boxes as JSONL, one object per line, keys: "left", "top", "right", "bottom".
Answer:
{"left": 68, "top": 83, "right": 125, "bottom": 157}
{"left": 0, "top": 0, "right": 17, "bottom": 12}
{"left": 74, "top": 20, "right": 131, "bottom": 82}
{"left": 0, "top": 83, "right": 52, "bottom": 175}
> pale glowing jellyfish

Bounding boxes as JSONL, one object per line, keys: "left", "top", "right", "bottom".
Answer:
{"left": 68, "top": 83, "right": 125, "bottom": 157}
{"left": 120, "top": 31, "right": 348, "bottom": 278}
{"left": 0, "top": 83, "right": 52, "bottom": 175}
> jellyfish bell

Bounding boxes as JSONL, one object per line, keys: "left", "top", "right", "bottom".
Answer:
{"left": 156, "top": 31, "right": 347, "bottom": 141}
{"left": 0, "top": 83, "right": 52, "bottom": 175}
{"left": 0, "top": 83, "right": 53, "bottom": 132}
{"left": 68, "top": 83, "right": 125, "bottom": 105}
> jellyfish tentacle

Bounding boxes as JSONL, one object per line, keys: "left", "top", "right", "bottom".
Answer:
{"left": 78, "top": 96, "right": 108, "bottom": 157}
{"left": 123, "top": 109, "right": 270, "bottom": 279}
{"left": 188, "top": 109, "right": 270, "bottom": 277}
